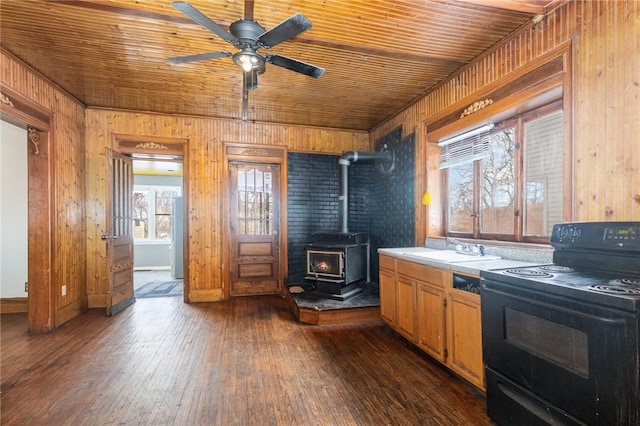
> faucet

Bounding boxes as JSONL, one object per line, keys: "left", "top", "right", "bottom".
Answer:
{"left": 446, "top": 237, "right": 485, "bottom": 256}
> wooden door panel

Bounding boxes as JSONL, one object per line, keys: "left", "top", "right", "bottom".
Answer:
{"left": 238, "top": 241, "right": 273, "bottom": 256}
{"left": 238, "top": 263, "right": 273, "bottom": 278}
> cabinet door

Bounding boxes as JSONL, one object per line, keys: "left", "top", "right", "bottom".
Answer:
{"left": 379, "top": 268, "right": 396, "bottom": 325}
{"left": 416, "top": 283, "right": 446, "bottom": 362}
{"left": 395, "top": 275, "right": 417, "bottom": 342}
{"left": 447, "top": 289, "right": 484, "bottom": 389}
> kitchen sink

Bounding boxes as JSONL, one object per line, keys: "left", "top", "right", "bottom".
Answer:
{"left": 403, "top": 250, "right": 501, "bottom": 263}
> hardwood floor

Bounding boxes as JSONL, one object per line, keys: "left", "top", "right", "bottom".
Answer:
{"left": 1, "top": 296, "right": 493, "bottom": 425}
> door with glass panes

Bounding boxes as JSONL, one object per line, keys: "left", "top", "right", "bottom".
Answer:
{"left": 229, "top": 162, "right": 281, "bottom": 295}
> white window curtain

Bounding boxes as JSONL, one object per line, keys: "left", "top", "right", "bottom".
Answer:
{"left": 438, "top": 123, "right": 494, "bottom": 169}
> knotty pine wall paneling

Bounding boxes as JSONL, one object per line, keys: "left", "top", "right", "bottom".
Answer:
{"left": 371, "top": 0, "right": 639, "bottom": 237}
{"left": 1, "top": 50, "right": 87, "bottom": 328}
{"left": 85, "top": 109, "right": 369, "bottom": 305}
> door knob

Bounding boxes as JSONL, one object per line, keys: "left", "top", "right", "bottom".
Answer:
{"left": 101, "top": 234, "right": 118, "bottom": 240}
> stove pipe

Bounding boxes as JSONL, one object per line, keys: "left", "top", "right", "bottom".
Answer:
{"left": 338, "top": 150, "right": 393, "bottom": 233}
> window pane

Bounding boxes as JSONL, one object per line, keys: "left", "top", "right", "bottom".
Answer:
{"left": 524, "top": 110, "right": 564, "bottom": 237}
{"left": 133, "top": 191, "right": 148, "bottom": 239}
{"left": 133, "top": 185, "right": 181, "bottom": 241}
{"left": 481, "top": 128, "right": 515, "bottom": 234}
{"left": 236, "top": 168, "right": 273, "bottom": 236}
{"left": 155, "top": 190, "right": 178, "bottom": 240}
{"left": 155, "top": 214, "right": 171, "bottom": 239}
{"left": 448, "top": 163, "right": 474, "bottom": 233}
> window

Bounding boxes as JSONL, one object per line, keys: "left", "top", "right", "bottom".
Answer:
{"left": 133, "top": 185, "right": 182, "bottom": 241}
{"left": 443, "top": 101, "right": 565, "bottom": 242}
{"left": 236, "top": 168, "right": 273, "bottom": 235}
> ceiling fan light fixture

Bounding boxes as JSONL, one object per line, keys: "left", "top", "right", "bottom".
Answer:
{"left": 233, "top": 48, "right": 264, "bottom": 72}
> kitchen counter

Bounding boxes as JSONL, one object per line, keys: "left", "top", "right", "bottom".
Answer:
{"left": 378, "top": 247, "right": 539, "bottom": 276}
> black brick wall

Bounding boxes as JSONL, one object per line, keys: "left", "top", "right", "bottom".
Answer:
{"left": 369, "top": 130, "right": 416, "bottom": 282}
{"left": 286, "top": 135, "right": 415, "bottom": 286}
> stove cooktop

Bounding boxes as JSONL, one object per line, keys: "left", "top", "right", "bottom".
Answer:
{"left": 481, "top": 264, "right": 640, "bottom": 312}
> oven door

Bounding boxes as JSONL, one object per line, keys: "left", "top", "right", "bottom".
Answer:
{"left": 481, "top": 280, "right": 639, "bottom": 426}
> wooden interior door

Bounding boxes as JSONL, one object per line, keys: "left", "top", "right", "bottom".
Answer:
{"left": 229, "top": 162, "right": 281, "bottom": 295}
{"left": 105, "top": 150, "right": 135, "bottom": 315}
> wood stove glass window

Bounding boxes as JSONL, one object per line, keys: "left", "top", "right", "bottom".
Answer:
{"left": 237, "top": 168, "right": 273, "bottom": 235}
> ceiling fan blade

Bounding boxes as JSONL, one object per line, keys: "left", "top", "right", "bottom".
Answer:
{"left": 257, "top": 13, "right": 312, "bottom": 48}
{"left": 172, "top": 1, "right": 237, "bottom": 44}
{"left": 168, "top": 51, "right": 232, "bottom": 64}
{"left": 243, "top": 69, "right": 259, "bottom": 91}
{"left": 265, "top": 54, "right": 325, "bottom": 78}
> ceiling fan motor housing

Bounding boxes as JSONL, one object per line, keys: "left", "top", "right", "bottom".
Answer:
{"left": 230, "top": 20, "right": 266, "bottom": 47}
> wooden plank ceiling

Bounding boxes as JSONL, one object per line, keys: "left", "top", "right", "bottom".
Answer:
{"left": 0, "top": 0, "right": 564, "bottom": 131}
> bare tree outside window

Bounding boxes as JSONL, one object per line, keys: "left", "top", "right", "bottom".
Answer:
{"left": 448, "top": 162, "right": 474, "bottom": 233}
{"left": 481, "top": 128, "right": 515, "bottom": 234}
{"left": 133, "top": 191, "right": 149, "bottom": 239}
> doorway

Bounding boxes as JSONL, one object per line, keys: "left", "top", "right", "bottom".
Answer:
{"left": 131, "top": 158, "right": 184, "bottom": 299}
{"left": 113, "top": 134, "right": 189, "bottom": 304}
{"left": 1, "top": 86, "right": 54, "bottom": 332}
{"left": 0, "top": 120, "right": 28, "bottom": 314}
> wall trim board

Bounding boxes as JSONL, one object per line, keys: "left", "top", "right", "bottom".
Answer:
{"left": 87, "top": 294, "right": 106, "bottom": 308}
{"left": 57, "top": 296, "right": 88, "bottom": 325}
{"left": 188, "top": 288, "right": 224, "bottom": 303}
{"left": 0, "top": 298, "right": 28, "bottom": 314}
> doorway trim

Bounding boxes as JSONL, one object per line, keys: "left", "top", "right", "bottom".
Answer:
{"left": 222, "top": 143, "right": 288, "bottom": 300}
{"left": 113, "top": 134, "right": 190, "bottom": 303}
{"left": 1, "top": 84, "right": 55, "bottom": 333}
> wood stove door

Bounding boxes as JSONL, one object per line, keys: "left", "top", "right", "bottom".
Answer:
{"left": 229, "top": 162, "right": 281, "bottom": 295}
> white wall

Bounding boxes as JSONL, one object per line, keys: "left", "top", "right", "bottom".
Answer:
{"left": 0, "top": 120, "right": 28, "bottom": 298}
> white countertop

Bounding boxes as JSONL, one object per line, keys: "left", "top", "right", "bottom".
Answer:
{"left": 378, "top": 247, "right": 539, "bottom": 276}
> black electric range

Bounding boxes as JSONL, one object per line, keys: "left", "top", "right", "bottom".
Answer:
{"left": 480, "top": 222, "right": 640, "bottom": 426}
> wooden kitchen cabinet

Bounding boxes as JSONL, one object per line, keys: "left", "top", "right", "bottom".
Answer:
{"left": 395, "top": 274, "right": 417, "bottom": 341}
{"left": 447, "top": 288, "right": 484, "bottom": 389}
{"left": 416, "top": 282, "right": 446, "bottom": 362}
{"left": 379, "top": 256, "right": 396, "bottom": 325}
{"left": 378, "top": 254, "right": 485, "bottom": 390}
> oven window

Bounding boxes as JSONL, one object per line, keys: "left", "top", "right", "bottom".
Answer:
{"left": 504, "top": 308, "right": 589, "bottom": 377}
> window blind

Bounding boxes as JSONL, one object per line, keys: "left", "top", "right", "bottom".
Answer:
{"left": 438, "top": 123, "right": 494, "bottom": 169}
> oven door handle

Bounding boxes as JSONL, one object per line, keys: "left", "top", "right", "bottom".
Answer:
{"left": 482, "top": 284, "right": 629, "bottom": 326}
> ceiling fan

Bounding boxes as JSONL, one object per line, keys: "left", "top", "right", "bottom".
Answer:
{"left": 169, "top": 1, "right": 325, "bottom": 119}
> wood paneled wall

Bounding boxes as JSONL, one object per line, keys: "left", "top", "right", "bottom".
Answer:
{"left": 85, "top": 109, "right": 369, "bottom": 305}
{"left": 1, "top": 50, "right": 87, "bottom": 326}
{"left": 370, "top": 0, "right": 640, "bottom": 240}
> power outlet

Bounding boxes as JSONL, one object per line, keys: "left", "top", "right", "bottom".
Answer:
{"left": 25, "top": 282, "right": 28, "bottom": 292}
{"left": 61, "top": 284, "right": 67, "bottom": 296}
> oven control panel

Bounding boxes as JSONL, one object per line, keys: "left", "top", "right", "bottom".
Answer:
{"left": 604, "top": 226, "right": 638, "bottom": 243}
{"left": 552, "top": 222, "right": 640, "bottom": 251}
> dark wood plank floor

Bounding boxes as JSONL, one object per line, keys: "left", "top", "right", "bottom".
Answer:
{"left": 1, "top": 296, "right": 493, "bottom": 425}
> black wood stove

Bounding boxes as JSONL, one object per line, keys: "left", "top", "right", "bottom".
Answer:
{"left": 304, "top": 232, "right": 368, "bottom": 300}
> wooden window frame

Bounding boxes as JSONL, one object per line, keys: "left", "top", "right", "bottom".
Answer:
{"left": 444, "top": 100, "right": 565, "bottom": 244}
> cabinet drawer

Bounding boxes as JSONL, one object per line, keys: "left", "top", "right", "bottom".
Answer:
{"left": 379, "top": 254, "right": 395, "bottom": 271}
{"left": 396, "top": 259, "right": 445, "bottom": 287}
